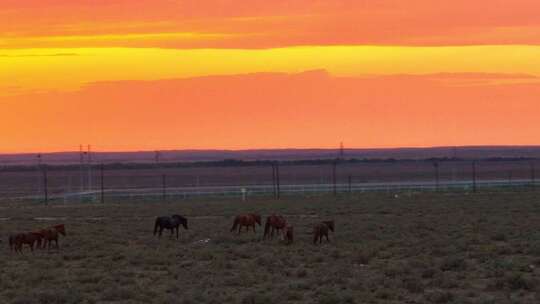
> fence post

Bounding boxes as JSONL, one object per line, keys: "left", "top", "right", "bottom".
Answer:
{"left": 276, "top": 162, "right": 281, "bottom": 199}
{"left": 434, "top": 161, "right": 440, "bottom": 191}
{"left": 162, "top": 174, "right": 167, "bottom": 201}
{"left": 531, "top": 161, "right": 536, "bottom": 189}
{"left": 100, "top": 163, "right": 105, "bottom": 204}
{"left": 42, "top": 164, "right": 48, "bottom": 205}
{"left": 271, "top": 164, "right": 277, "bottom": 199}
{"left": 332, "top": 160, "right": 337, "bottom": 196}
{"left": 472, "top": 160, "right": 477, "bottom": 193}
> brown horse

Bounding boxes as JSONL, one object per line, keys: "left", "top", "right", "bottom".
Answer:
{"left": 263, "top": 214, "right": 288, "bottom": 240}
{"left": 313, "top": 220, "right": 334, "bottom": 244}
{"left": 231, "top": 213, "right": 261, "bottom": 234}
{"left": 284, "top": 225, "right": 294, "bottom": 244}
{"left": 39, "top": 224, "right": 67, "bottom": 250}
{"left": 11, "top": 232, "right": 43, "bottom": 253}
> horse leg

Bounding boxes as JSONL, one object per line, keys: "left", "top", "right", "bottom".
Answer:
{"left": 159, "top": 227, "right": 163, "bottom": 237}
{"left": 325, "top": 233, "right": 330, "bottom": 243}
{"left": 176, "top": 226, "right": 179, "bottom": 240}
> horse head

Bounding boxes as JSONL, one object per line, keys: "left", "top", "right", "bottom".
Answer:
{"left": 53, "top": 224, "right": 66, "bottom": 236}
{"left": 172, "top": 215, "right": 188, "bottom": 229}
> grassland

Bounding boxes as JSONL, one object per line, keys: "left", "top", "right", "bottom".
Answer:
{"left": 1, "top": 190, "right": 540, "bottom": 303}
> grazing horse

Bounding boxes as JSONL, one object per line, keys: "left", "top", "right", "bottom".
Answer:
{"left": 154, "top": 215, "right": 188, "bottom": 239}
{"left": 313, "top": 220, "right": 335, "bottom": 244}
{"left": 39, "top": 224, "right": 67, "bottom": 250}
{"left": 230, "top": 213, "right": 261, "bottom": 234}
{"left": 263, "top": 214, "right": 288, "bottom": 240}
{"left": 284, "top": 226, "right": 294, "bottom": 244}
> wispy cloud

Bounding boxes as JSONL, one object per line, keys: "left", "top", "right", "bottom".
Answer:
{"left": 0, "top": 53, "right": 79, "bottom": 57}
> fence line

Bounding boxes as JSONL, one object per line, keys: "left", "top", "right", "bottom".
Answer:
{"left": 4, "top": 179, "right": 538, "bottom": 202}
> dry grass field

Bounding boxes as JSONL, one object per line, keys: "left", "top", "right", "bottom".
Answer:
{"left": 1, "top": 190, "right": 540, "bottom": 303}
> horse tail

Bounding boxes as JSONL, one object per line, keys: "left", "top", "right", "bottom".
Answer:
{"left": 154, "top": 218, "right": 160, "bottom": 236}
{"left": 230, "top": 218, "right": 238, "bottom": 232}
{"left": 263, "top": 219, "right": 270, "bottom": 239}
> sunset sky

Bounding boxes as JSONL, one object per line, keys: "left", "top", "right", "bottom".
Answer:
{"left": 2, "top": 0, "right": 540, "bottom": 153}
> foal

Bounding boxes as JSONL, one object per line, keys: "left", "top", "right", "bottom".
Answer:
{"left": 284, "top": 225, "right": 294, "bottom": 244}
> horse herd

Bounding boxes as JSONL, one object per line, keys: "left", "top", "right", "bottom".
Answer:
{"left": 154, "top": 213, "right": 335, "bottom": 245}
{"left": 9, "top": 224, "right": 66, "bottom": 254}
{"left": 8, "top": 213, "right": 334, "bottom": 254}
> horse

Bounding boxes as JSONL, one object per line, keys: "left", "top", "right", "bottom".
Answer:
{"left": 12, "top": 232, "right": 43, "bottom": 253}
{"left": 313, "top": 220, "right": 335, "bottom": 244}
{"left": 39, "top": 224, "right": 67, "bottom": 250}
{"left": 154, "top": 215, "right": 188, "bottom": 239}
{"left": 284, "top": 225, "right": 294, "bottom": 244}
{"left": 230, "top": 213, "right": 261, "bottom": 234}
{"left": 263, "top": 214, "right": 288, "bottom": 240}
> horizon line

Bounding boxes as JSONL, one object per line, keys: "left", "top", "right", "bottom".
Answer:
{"left": 2, "top": 144, "right": 540, "bottom": 156}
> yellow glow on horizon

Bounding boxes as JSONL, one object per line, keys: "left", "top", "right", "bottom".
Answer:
{"left": 2, "top": 45, "right": 540, "bottom": 95}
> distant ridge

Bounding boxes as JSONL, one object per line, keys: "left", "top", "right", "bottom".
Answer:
{"left": 1, "top": 146, "right": 539, "bottom": 165}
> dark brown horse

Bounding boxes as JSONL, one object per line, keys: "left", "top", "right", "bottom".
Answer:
{"left": 313, "top": 220, "right": 334, "bottom": 244}
{"left": 263, "top": 214, "right": 288, "bottom": 240}
{"left": 39, "top": 224, "right": 67, "bottom": 250}
{"left": 231, "top": 213, "right": 261, "bottom": 234}
{"left": 154, "top": 215, "right": 188, "bottom": 239}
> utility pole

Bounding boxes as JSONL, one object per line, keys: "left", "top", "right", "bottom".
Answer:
{"left": 87, "top": 144, "right": 92, "bottom": 193}
{"left": 472, "top": 160, "right": 477, "bottom": 193}
{"left": 36, "top": 153, "right": 42, "bottom": 196}
{"left": 79, "top": 144, "right": 84, "bottom": 194}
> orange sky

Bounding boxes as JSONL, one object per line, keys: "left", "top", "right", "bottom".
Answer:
{"left": 2, "top": 1, "right": 540, "bottom": 153}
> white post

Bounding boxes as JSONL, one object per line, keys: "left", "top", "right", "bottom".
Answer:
{"left": 241, "top": 188, "right": 247, "bottom": 201}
